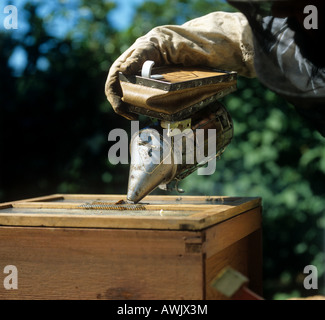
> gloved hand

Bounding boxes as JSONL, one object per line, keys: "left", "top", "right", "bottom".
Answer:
{"left": 105, "top": 11, "right": 256, "bottom": 119}
{"left": 105, "top": 40, "right": 163, "bottom": 120}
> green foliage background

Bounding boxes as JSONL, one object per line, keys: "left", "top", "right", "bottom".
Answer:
{"left": 0, "top": 0, "right": 324, "bottom": 299}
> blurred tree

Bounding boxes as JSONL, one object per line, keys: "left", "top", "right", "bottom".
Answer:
{"left": 0, "top": 0, "right": 324, "bottom": 300}
{"left": 0, "top": 32, "right": 18, "bottom": 202}
{"left": 0, "top": 1, "right": 131, "bottom": 201}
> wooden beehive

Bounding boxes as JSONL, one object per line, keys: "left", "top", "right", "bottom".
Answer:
{"left": 0, "top": 194, "right": 262, "bottom": 300}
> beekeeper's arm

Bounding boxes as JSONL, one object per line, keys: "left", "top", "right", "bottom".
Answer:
{"left": 105, "top": 11, "right": 256, "bottom": 119}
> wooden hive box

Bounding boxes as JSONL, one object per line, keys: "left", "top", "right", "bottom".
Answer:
{"left": 0, "top": 194, "right": 262, "bottom": 300}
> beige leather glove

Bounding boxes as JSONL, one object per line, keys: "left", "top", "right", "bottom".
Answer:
{"left": 105, "top": 11, "right": 256, "bottom": 119}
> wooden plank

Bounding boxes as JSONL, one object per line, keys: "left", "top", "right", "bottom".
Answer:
{"left": 0, "top": 194, "right": 258, "bottom": 206}
{"left": 203, "top": 207, "right": 262, "bottom": 258}
{"left": 62, "top": 194, "right": 127, "bottom": 201}
{"left": 0, "top": 213, "right": 197, "bottom": 230}
{"left": 205, "top": 237, "right": 250, "bottom": 300}
{"left": 60, "top": 194, "right": 242, "bottom": 202}
{"left": 190, "top": 197, "right": 261, "bottom": 219}
{"left": 1, "top": 194, "right": 65, "bottom": 205}
{"left": 203, "top": 207, "right": 262, "bottom": 299}
{"left": 0, "top": 195, "right": 261, "bottom": 230}
{"left": 11, "top": 202, "right": 217, "bottom": 211}
{"left": 0, "top": 195, "right": 65, "bottom": 208}
{"left": 0, "top": 209, "right": 261, "bottom": 231}
{"left": 0, "top": 226, "right": 204, "bottom": 300}
{"left": 205, "top": 229, "right": 263, "bottom": 299}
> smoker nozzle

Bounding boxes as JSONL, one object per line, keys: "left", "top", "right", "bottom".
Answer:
{"left": 127, "top": 102, "right": 233, "bottom": 203}
{"left": 127, "top": 128, "right": 177, "bottom": 203}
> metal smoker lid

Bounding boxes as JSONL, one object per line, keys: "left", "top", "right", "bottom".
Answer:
{"left": 119, "top": 66, "right": 237, "bottom": 92}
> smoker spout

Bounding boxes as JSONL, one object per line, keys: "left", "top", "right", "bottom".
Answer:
{"left": 127, "top": 128, "right": 177, "bottom": 203}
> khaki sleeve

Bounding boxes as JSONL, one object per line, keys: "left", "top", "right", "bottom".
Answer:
{"left": 140, "top": 11, "right": 256, "bottom": 77}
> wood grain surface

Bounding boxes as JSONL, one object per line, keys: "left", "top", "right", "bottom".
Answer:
{"left": 0, "top": 194, "right": 261, "bottom": 231}
{"left": 0, "top": 194, "right": 262, "bottom": 300}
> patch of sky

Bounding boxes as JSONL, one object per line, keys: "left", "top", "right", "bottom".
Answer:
{"left": 4, "top": 0, "right": 146, "bottom": 74}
